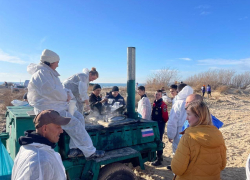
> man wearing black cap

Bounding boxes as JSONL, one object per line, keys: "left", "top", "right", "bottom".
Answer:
{"left": 89, "top": 84, "right": 106, "bottom": 114}
{"left": 105, "top": 86, "right": 126, "bottom": 106}
{"left": 12, "top": 110, "right": 70, "bottom": 180}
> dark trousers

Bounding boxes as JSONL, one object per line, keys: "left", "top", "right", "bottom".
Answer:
{"left": 157, "top": 121, "right": 166, "bottom": 157}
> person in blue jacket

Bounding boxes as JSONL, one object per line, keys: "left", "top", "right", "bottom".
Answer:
{"left": 182, "top": 94, "right": 223, "bottom": 131}
{"left": 104, "top": 86, "right": 126, "bottom": 106}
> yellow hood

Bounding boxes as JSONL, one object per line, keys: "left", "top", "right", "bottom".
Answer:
{"left": 185, "top": 125, "right": 225, "bottom": 148}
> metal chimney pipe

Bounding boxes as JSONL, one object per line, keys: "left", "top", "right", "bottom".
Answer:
{"left": 127, "top": 47, "right": 137, "bottom": 119}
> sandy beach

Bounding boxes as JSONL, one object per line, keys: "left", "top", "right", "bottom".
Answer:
{"left": 0, "top": 86, "right": 249, "bottom": 180}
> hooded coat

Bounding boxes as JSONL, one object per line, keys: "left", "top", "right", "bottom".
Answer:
{"left": 167, "top": 85, "right": 193, "bottom": 153}
{"left": 171, "top": 125, "right": 227, "bottom": 180}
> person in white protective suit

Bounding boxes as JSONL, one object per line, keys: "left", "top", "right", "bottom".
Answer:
{"left": 167, "top": 83, "right": 193, "bottom": 153}
{"left": 63, "top": 67, "right": 99, "bottom": 114}
{"left": 27, "top": 49, "right": 105, "bottom": 158}
{"left": 137, "top": 86, "right": 152, "bottom": 120}
{"left": 12, "top": 110, "right": 70, "bottom": 180}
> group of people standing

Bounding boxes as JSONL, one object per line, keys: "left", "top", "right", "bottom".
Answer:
{"left": 137, "top": 83, "right": 227, "bottom": 179}
{"left": 201, "top": 84, "right": 212, "bottom": 98}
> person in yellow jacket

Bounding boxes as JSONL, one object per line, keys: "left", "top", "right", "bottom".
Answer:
{"left": 171, "top": 101, "right": 227, "bottom": 180}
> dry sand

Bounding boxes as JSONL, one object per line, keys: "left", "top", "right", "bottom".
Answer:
{"left": 0, "top": 87, "right": 249, "bottom": 180}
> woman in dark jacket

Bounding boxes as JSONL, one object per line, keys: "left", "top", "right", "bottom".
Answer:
{"left": 89, "top": 84, "right": 106, "bottom": 114}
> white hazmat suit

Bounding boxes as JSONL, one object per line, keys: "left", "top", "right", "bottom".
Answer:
{"left": 27, "top": 63, "right": 96, "bottom": 157}
{"left": 246, "top": 154, "right": 250, "bottom": 180}
{"left": 137, "top": 95, "right": 152, "bottom": 120}
{"left": 167, "top": 85, "right": 193, "bottom": 153}
{"left": 63, "top": 68, "right": 90, "bottom": 113}
{"left": 12, "top": 143, "right": 66, "bottom": 180}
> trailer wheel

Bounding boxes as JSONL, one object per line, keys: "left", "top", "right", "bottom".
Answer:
{"left": 98, "top": 163, "right": 137, "bottom": 180}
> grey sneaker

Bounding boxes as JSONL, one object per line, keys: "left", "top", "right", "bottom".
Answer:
{"left": 77, "top": 149, "right": 84, "bottom": 157}
{"left": 86, "top": 150, "right": 105, "bottom": 160}
{"left": 68, "top": 148, "right": 79, "bottom": 158}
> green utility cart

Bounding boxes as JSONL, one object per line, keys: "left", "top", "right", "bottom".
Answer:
{"left": 0, "top": 106, "right": 164, "bottom": 180}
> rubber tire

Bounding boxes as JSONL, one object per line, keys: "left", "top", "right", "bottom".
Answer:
{"left": 98, "top": 163, "right": 137, "bottom": 180}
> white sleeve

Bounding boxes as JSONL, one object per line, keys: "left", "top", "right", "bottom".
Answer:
{"left": 141, "top": 98, "right": 148, "bottom": 119}
{"left": 167, "top": 105, "right": 179, "bottom": 140}
{"left": 64, "top": 88, "right": 74, "bottom": 99}
{"left": 246, "top": 154, "right": 250, "bottom": 180}
{"left": 78, "top": 81, "right": 88, "bottom": 101}
{"left": 144, "top": 98, "right": 152, "bottom": 120}
{"left": 138, "top": 98, "right": 152, "bottom": 120}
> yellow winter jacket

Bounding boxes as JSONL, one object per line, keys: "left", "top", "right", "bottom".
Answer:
{"left": 171, "top": 125, "right": 227, "bottom": 180}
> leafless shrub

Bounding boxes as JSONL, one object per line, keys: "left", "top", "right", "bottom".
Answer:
{"left": 217, "top": 86, "right": 229, "bottom": 93}
{"left": 185, "top": 69, "right": 250, "bottom": 90}
{"left": 231, "top": 71, "right": 250, "bottom": 89}
{"left": 0, "top": 89, "right": 26, "bottom": 110}
{"left": 146, "top": 67, "right": 180, "bottom": 91}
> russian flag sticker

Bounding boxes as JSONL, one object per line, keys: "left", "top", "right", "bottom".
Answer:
{"left": 141, "top": 128, "right": 154, "bottom": 137}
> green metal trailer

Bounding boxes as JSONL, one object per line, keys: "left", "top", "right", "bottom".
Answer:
{"left": 0, "top": 106, "right": 164, "bottom": 180}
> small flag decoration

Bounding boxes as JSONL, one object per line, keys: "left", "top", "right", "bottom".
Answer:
{"left": 141, "top": 128, "right": 154, "bottom": 137}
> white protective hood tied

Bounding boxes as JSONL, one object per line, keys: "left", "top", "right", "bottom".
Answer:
{"left": 167, "top": 85, "right": 193, "bottom": 153}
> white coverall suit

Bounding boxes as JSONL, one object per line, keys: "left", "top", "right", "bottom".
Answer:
{"left": 12, "top": 143, "right": 66, "bottom": 180}
{"left": 27, "top": 63, "right": 96, "bottom": 157}
{"left": 63, "top": 68, "right": 90, "bottom": 114}
{"left": 137, "top": 95, "right": 152, "bottom": 120}
{"left": 167, "top": 85, "right": 193, "bottom": 153}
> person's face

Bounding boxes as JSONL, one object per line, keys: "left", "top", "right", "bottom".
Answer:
{"left": 138, "top": 89, "right": 145, "bottom": 96}
{"left": 93, "top": 88, "right": 101, "bottom": 96}
{"left": 89, "top": 74, "right": 98, "bottom": 82}
{"left": 155, "top": 92, "right": 162, "bottom": 100}
{"left": 185, "top": 95, "right": 196, "bottom": 107}
{"left": 44, "top": 123, "right": 63, "bottom": 143}
{"left": 112, "top": 91, "right": 119, "bottom": 97}
{"left": 170, "top": 88, "right": 178, "bottom": 97}
{"left": 50, "top": 61, "right": 59, "bottom": 70}
{"left": 186, "top": 108, "right": 199, "bottom": 127}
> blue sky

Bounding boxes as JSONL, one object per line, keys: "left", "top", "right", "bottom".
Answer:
{"left": 0, "top": 0, "right": 249, "bottom": 83}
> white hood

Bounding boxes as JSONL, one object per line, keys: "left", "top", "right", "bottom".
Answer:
{"left": 82, "top": 68, "right": 89, "bottom": 75}
{"left": 27, "top": 63, "right": 60, "bottom": 77}
{"left": 176, "top": 85, "right": 193, "bottom": 100}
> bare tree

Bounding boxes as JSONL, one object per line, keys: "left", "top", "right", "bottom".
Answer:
{"left": 185, "top": 69, "right": 250, "bottom": 90}
{"left": 146, "top": 67, "right": 180, "bottom": 90}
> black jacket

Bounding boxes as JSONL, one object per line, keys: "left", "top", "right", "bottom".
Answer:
{"left": 89, "top": 93, "right": 103, "bottom": 114}
{"left": 104, "top": 93, "right": 126, "bottom": 106}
